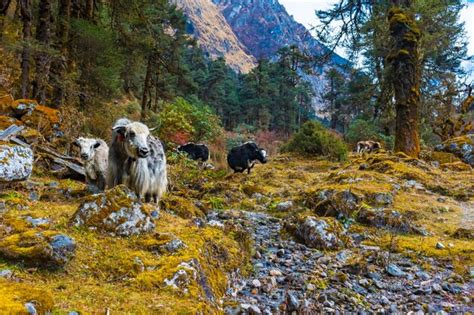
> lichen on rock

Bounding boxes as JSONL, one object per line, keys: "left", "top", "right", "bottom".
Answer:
{"left": 71, "top": 185, "right": 156, "bottom": 236}
{"left": 0, "top": 144, "right": 33, "bottom": 182}
{"left": 285, "top": 215, "right": 350, "bottom": 250}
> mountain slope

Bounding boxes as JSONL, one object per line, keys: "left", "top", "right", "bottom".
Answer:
{"left": 174, "top": 0, "right": 256, "bottom": 73}
{"left": 212, "top": 0, "right": 346, "bottom": 66}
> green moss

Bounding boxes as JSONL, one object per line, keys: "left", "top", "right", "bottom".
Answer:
{"left": 0, "top": 279, "right": 54, "bottom": 314}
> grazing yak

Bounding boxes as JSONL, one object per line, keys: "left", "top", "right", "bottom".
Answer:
{"left": 227, "top": 141, "right": 267, "bottom": 174}
{"left": 356, "top": 140, "right": 382, "bottom": 153}
{"left": 112, "top": 121, "right": 167, "bottom": 203}
{"left": 177, "top": 143, "right": 210, "bottom": 161}
{"left": 107, "top": 118, "right": 131, "bottom": 188}
{"left": 73, "top": 137, "right": 108, "bottom": 193}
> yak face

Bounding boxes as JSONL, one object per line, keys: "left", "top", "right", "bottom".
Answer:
{"left": 74, "top": 137, "right": 101, "bottom": 161}
{"left": 113, "top": 122, "right": 151, "bottom": 159}
{"left": 246, "top": 142, "right": 268, "bottom": 164}
{"left": 112, "top": 118, "right": 132, "bottom": 143}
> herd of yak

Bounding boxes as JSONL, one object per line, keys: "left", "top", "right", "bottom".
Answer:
{"left": 72, "top": 118, "right": 268, "bottom": 204}
{"left": 73, "top": 118, "right": 381, "bottom": 204}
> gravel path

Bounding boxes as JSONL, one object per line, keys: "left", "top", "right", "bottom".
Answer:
{"left": 208, "top": 211, "right": 473, "bottom": 314}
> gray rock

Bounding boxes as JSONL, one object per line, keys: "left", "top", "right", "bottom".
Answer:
{"left": 28, "top": 191, "right": 39, "bottom": 201}
{"left": 0, "top": 201, "right": 6, "bottom": 211}
{"left": 0, "top": 145, "right": 33, "bottom": 182}
{"left": 436, "top": 242, "right": 445, "bottom": 249}
{"left": 386, "top": 263, "right": 405, "bottom": 277}
{"left": 48, "top": 181, "right": 59, "bottom": 188}
{"left": 50, "top": 234, "right": 76, "bottom": 266}
{"left": 71, "top": 185, "right": 155, "bottom": 237}
{"left": 287, "top": 291, "right": 300, "bottom": 311}
{"left": 373, "top": 192, "right": 393, "bottom": 205}
{"left": 25, "top": 216, "right": 49, "bottom": 227}
{"left": 276, "top": 201, "right": 293, "bottom": 211}
{"left": 432, "top": 283, "right": 442, "bottom": 292}
{"left": 24, "top": 302, "right": 37, "bottom": 315}
{"left": 293, "top": 216, "right": 345, "bottom": 250}
{"left": 164, "top": 239, "right": 185, "bottom": 253}
{"left": 0, "top": 269, "right": 13, "bottom": 279}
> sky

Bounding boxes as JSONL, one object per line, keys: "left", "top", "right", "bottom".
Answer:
{"left": 280, "top": 0, "right": 474, "bottom": 78}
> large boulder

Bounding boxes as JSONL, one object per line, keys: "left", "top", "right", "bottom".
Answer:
{"left": 71, "top": 185, "right": 156, "bottom": 236}
{"left": 0, "top": 230, "right": 76, "bottom": 269}
{"left": 286, "top": 216, "right": 349, "bottom": 250}
{"left": 0, "top": 144, "right": 33, "bottom": 182}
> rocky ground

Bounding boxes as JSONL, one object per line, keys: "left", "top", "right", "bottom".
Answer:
{"left": 217, "top": 211, "right": 472, "bottom": 314}
{"left": 0, "top": 100, "right": 473, "bottom": 313}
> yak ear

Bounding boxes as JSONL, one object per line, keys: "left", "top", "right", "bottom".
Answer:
{"left": 93, "top": 141, "right": 101, "bottom": 149}
{"left": 72, "top": 139, "right": 80, "bottom": 147}
{"left": 112, "top": 126, "right": 126, "bottom": 135}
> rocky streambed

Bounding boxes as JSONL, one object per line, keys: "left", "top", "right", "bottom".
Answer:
{"left": 210, "top": 211, "right": 473, "bottom": 314}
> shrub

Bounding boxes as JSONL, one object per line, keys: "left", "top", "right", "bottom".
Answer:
{"left": 345, "top": 119, "right": 394, "bottom": 150}
{"left": 282, "top": 121, "right": 348, "bottom": 161}
{"left": 152, "top": 97, "right": 223, "bottom": 145}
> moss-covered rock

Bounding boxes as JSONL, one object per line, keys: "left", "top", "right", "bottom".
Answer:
{"left": 71, "top": 185, "right": 156, "bottom": 236}
{"left": 0, "top": 278, "right": 54, "bottom": 314}
{"left": 357, "top": 207, "right": 427, "bottom": 235}
{"left": 435, "top": 135, "right": 474, "bottom": 166}
{"left": 0, "top": 230, "right": 76, "bottom": 269}
{"left": 285, "top": 215, "right": 351, "bottom": 250}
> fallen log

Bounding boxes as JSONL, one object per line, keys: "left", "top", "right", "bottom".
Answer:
{"left": 0, "top": 124, "right": 24, "bottom": 141}
{"left": 50, "top": 156, "right": 85, "bottom": 176}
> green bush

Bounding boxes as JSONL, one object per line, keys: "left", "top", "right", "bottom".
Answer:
{"left": 345, "top": 119, "right": 394, "bottom": 150}
{"left": 283, "top": 121, "right": 348, "bottom": 161}
{"left": 151, "top": 97, "right": 223, "bottom": 145}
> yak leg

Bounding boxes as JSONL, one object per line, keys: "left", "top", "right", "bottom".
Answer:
{"left": 153, "top": 193, "right": 158, "bottom": 204}
{"left": 145, "top": 193, "right": 151, "bottom": 203}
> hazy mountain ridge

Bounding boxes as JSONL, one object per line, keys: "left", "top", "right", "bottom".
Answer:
{"left": 177, "top": 0, "right": 349, "bottom": 110}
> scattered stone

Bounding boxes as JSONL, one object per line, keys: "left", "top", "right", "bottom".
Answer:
{"left": 208, "top": 220, "right": 224, "bottom": 228}
{"left": 25, "top": 216, "right": 49, "bottom": 227}
{"left": 251, "top": 279, "right": 262, "bottom": 288}
{"left": 24, "top": 302, "right": 37, "bottom": 315}
{"left": 372, "top": 192, "right": 393, "bottom": 206}
{"left": 436, "top": 242, "right": 445, "bottom": 249}
{"left": 71, "top": 185, "right": 155, "bottom": 237}
{"left": 275, "top": 201, "right": 293, "bottom": 211}
{"left": 0, "top": 144, "right": 34, "bottom": 182}
{"left": 286, "top": 291, "right": 299, "bottom": 311}
{"left": 432, "top": 283, "right": 442, "bottom": 293}
{"left": 0, "top": 269, "right": 13, "bottom": 279}
{"left": 164, "top": 238, "right": 185, "bottom": 253}
{"left": 269, "top": 268, "right": 282, "bottom": 277}
{"left": 28, "top": 191, "right": 39, "bottom": 201}
{"left": 386, "top": 263, "right": 405, "bottom": 277}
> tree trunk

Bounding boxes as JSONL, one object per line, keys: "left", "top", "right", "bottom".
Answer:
{"left": 19, "top": 0, "right": 32, "bottom": 99}
{"left": 141, "top": 55, "right": 153, "bottom": 120}
{"left": 32, "top": 0, "right": 52, "bottom": 104}
{"left": 387, "top": 6, "right": 421, "bottom": 157}
{"left": 50, "top": 0, "right": 71, "bottom": 108}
